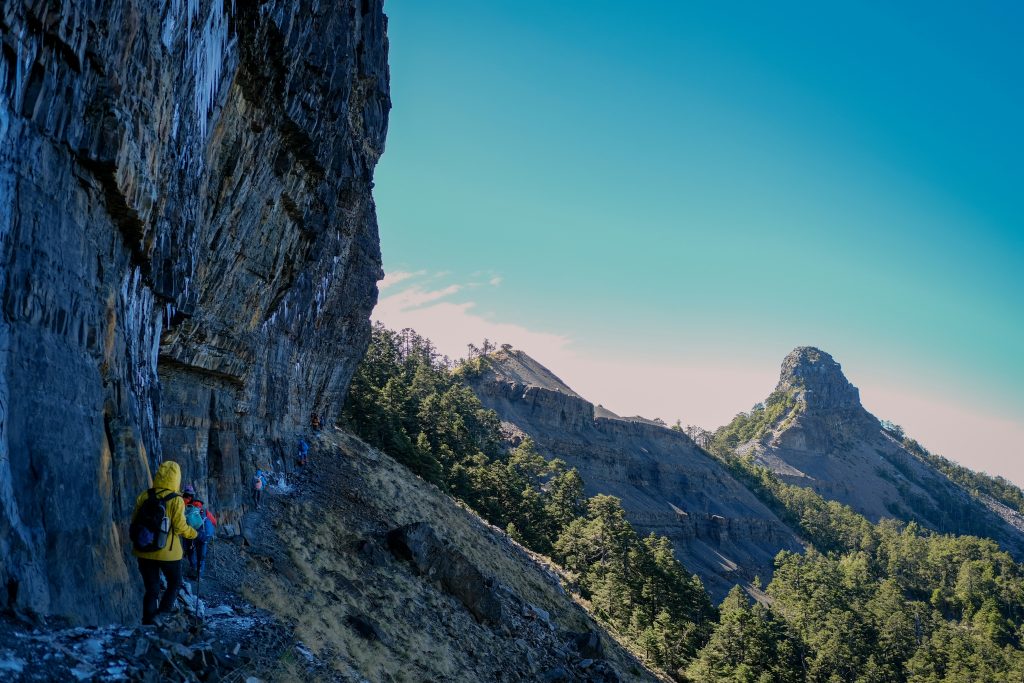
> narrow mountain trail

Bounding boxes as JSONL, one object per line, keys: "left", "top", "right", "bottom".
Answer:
{"left": 230, "top": 429, "right": 662, "bottom": 682}
{"left": 2, "top": 430, "right": 662, "bottom": 681}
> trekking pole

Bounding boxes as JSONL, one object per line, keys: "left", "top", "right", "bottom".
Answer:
{"left": 195, "top": 561, "right": 202, "bottom": 629}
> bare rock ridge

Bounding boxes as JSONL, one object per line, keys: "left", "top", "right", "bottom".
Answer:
{"left": 0, "top": 0, "right": 389, "bottom": 624}
{"left": 466, "top": 349, "right": 804, "bottom": 600}
{"left": 777, "top": 346, "right": 861, "bottom": 410}
{"left": 749, "top": 347, "right": 1024, "bottom": 558}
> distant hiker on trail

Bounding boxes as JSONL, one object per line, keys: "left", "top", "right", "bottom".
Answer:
{"left": 296, "top": 439, "right": 310, "bottom": 467}
{"left": 252, "top": 469, "right": 268, "bottom": 509}
{"left": 129, "top": 461, "right": 197, "bottom": 626}
{"left": 181, "top": 484, "right": 217, "bottom": 580}
{"left": 310, "top": 412, "right": 321, "bottom": 431}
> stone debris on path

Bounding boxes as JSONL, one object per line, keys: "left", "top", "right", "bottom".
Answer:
{"left": 0, "top": 590, "right": 290, "bottom": 682}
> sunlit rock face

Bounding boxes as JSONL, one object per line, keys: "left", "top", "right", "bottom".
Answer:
{"left": 750, "top": 348, "right": 1024, "bottom": 559}
{"left": 0, "top": 0, "right": 389, "bottom": 624}
{"left": 466, "top": 350, "right": 804, "bottom": 601}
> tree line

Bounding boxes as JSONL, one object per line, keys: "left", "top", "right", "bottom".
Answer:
{"left": 342, "top": 324, "right": 713, "bottom": 673}
{"left": 343, "top": 324, "right": 1024, "bottom": 681}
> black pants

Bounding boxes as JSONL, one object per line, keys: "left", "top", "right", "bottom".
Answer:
{"left": 137, "top": 557, "right": 182, "bottom": 624}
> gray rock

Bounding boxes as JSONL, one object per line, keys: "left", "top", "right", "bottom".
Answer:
{"left": 465, "top": 349, "right": 804, "bottom": 601}
{"left": 0, "top": 0, "right": 390, "bottom": 625}
{"left": 387, "top": 522, "right": 504, "bottom": 625}
{"left": 541, "top": 667, "right": 571, "bottom": 682}
{"left": 749, "top": 347, "right": 1024, "bottom": 559}
{"left": 356, "top": 538, "right": 391, "bottom": 567}
{"left": 571, "top": 631, "right": 603, "bottom": 659}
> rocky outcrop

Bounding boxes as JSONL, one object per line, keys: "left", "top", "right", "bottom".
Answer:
{"left": 387, "top": 522, "right": 504, "bottom": 625}
{"left": 749, "top": 347, "right": 1024, "bottom": 558}
{"left": 0, "top": 0, "right": 389, "bottom": 624}
{"left": 467, "top": 350, "right": 804, "bottom": 600}
{"left": 777, "top": 347, "right": 861, "bottom": 411}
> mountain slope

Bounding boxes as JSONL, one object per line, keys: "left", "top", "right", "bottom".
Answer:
{"left": 2, "top": 430, "right": 661, "bottom": 681}
{"left": 733, "top": 347, "right": 1024, "bottom": 558}
{"left": 465, "top": 349, "right": 804, "bottom": 600}
{"left": 241, "top": 430, "right": 660, "bottom": 682}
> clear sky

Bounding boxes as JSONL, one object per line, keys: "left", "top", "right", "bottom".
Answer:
{"left": 373, "top": 1, "right": 1024, "bottom": 484}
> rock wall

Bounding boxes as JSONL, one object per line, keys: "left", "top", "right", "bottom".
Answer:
{"left": 0, "top": 0, "right": 389, "bottom": 624}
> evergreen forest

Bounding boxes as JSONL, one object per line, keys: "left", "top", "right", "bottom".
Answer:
{"left": 343, "top": 323, "right": 1024, "bottom": 682}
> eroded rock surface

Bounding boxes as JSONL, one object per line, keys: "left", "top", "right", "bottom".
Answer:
{"left": 466, "top": 350, "right": 804, "bottom": 600}
{"left": 748, "top": 347, "right": 1024, "bottom": 557}
{"left": 0, "top": 0, "right": 389, "bottom": 623}
{"left": 387, "top": 521, "right": 504, "bottom": 625}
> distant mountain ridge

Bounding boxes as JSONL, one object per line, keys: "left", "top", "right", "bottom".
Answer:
{"left": 734, "top": 346, "right": 1024, "bottom": 559}
{"left": 467, "top": 345, "right": 1024, "bottom": 599}
{"left": 465, "top": 349, "right": 804, "bottom": 600}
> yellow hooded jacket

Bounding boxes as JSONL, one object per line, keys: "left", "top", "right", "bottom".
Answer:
{"left": 131, "top": 461, "right": 197, "bottom": 561}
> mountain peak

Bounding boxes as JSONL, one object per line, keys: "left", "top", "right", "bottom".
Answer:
{"left": 482, "top": 348, "right": 582, "bottom": 398}
{"left": 777, "top": 347, "right": 860, "bottom": 410}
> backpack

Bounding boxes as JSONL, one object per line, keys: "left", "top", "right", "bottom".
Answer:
{"left": 185, "top": 504, "right": 204, "bottom": 531}
{"left": 253, "top": 474, "right": 264, "bottom": 491}
{"left": 129, "top": 489, "right": 178, "bottom": 552}
{"left": 200, "top": 513, "right": 216, "bottom": 542}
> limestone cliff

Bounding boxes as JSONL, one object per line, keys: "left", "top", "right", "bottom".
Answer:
{"left": 748, "top": 347, "right": 1024, "bottom": 557}
{"left": 0, "top": 0, "right": 389, "bottom": 624}
{"left": 466, "top": 350, "right": 804, "bottom": 600}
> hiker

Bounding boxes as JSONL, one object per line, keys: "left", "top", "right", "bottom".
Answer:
{"left": 129, "top": 461, "right": 197, "bottom": 625}
{"left": 310, "top": 412, "right": 321, "bottom": 430}
{"left": 182, "top": 485, "right": 217, "bottom": 579}
{"left": 296, "top": 438, "right": 310, "bottom": 467}
{"left": 252, "top": 469, "right": 267, "bottom": 509}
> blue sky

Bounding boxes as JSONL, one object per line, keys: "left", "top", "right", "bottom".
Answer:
{"left": 373, "top": 1, "right": 1024, "bottom": 483}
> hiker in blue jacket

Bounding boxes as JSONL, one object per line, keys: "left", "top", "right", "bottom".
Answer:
{"left": 182, "top": 485, "right": 217, "bottom": 579}
{"left": 252, "top": 469, "right": 268, "bottom": 509}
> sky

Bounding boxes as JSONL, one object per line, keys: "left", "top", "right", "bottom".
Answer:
{"left": 372, "top": 1, "right": 1024, "bottom": 484}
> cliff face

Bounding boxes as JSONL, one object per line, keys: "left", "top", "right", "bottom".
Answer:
{"left": 750, "top": 347, "right": 1024, "bottom": 557}
{"left": 467, "top": 350, "right": 803, "bottom": 600}
{"left": 0, "top": 0, "right": 389, "bottom": 624}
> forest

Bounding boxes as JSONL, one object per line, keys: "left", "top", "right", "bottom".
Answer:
{"left": 343, "top": 324, "right": 1024, "bottom": 682}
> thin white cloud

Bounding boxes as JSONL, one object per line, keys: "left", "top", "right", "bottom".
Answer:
{"left": 372, "top": 275, "right": 1024, "bottom": 486}
{"left": 374, "top": 281, "right": 572, "bottom": 361}
{"left": 379, "top": 270, "right": 426, "bottom": 290}
{"left": 378, "top": 284, "right": 463, "bottom": 311}
{"left": 489, "top": 276, "right": 503, "bottom": 286}
{"left": 373, "top": 277, "right": 770, "bottom": 427}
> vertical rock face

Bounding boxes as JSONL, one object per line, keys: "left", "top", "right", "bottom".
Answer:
{"left": 777, "top": 347, "right": 860, "bottom": 411}
{"left": 0, "top": 0, "right": 389, "bottom": 624}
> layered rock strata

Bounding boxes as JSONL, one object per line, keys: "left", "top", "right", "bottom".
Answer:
{"left": 748, "top": 347, "right": 1024, "bottom": 558}
{"left": 467, "top": 350, "right": 803, "bottom": 600}
{"left": 0, "top": 0, "right": 389, "bottom": 623}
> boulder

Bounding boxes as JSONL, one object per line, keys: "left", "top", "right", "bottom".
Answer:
{"left": 570, "top": 630, "right": 604, "bottom": 659}
{"left": 387, "top": 523, "right": 503, "bottom": 625}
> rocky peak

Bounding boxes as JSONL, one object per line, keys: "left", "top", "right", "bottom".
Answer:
{"left": 483, "top": 349, "right": 581, "bottom": 398}
{"left": 777, "top": 347, "right": 861, "bottom": 411}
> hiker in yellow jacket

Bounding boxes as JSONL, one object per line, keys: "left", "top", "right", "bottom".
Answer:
{"left": 130, "top": 461, "right": 197, "bottom": 625}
